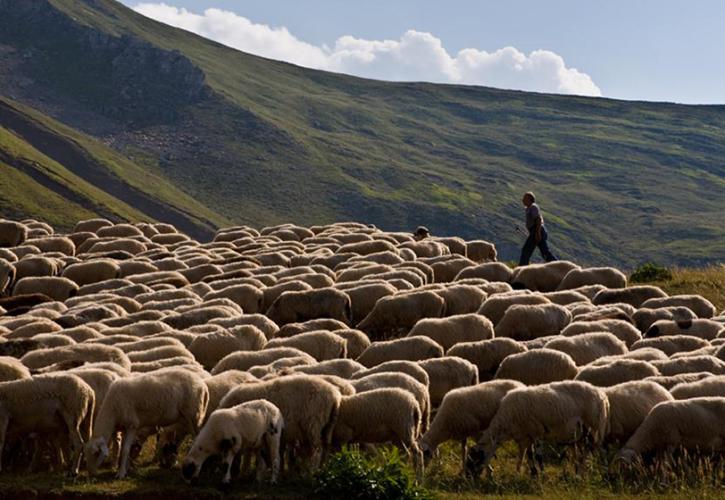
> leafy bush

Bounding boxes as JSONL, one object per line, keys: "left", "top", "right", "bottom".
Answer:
{"left": 314, "top": 447, "right": 431, "bottom": 500}
{"left": 630, "top": 263, "right": 673, "bottom": 283}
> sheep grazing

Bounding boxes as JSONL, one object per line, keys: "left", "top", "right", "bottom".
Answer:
{"left": 575, "top": 359, "right": 659, "bottom": 387}
{"left": 653, "top": 355, "right": 725, "bottom": 376}
{"left": 264, "top": 331, "right": 347, "bottom": 361}
{"left": 477, "top": 292, "right": 551, "bottom": 326}
{"left": 0, "top": 373, "right": 95, "bottom": 474}
{"left": 494, "top": 349, "right": 578, "bottom": 385}
{"left": 356, "top": 290, "right": 446, "bottom": 340}
{"left": 291, "top": 359, "right": 365, "bottom": 379}
{"left": 632, "top": 307, "right": 697, "bottom": 333}
{"left": 616, "top": 397, "right": 725, "bottom": 463}
{"left": 604, "top": 381, "right": 674, "bottom": 444}
{"left": 494, "top": 303, "right": 572, "bottom": 341}
{"left": 455, "top": 262, "right": 512, "bottom": 282}
{"left": 21, "top": 343, "right": 131, "bottom": 371}
{"left": 557, "top": 267, "right": 627, "bottom": 290}
{"left": 218, "top": 375, "right": 341, "bottom": 470}
{"left": 418, "top": 356, "right": 479, "bottom": 407}
{"left": 407, "top": 314, "right": 494, "bottom": 351}
{"left": 631, "top": 335, "right": 709, "bottom": 356}
{"left": 592, "top": 286, "right": 667, "bottom": 308}
{"left": 447, "top": 338, "right": 527, "bottom": 381}
{"left": 545, "top": 332, "right": 627, "bottom": 366}
{"left": 211, "top": 348, "right": 314, "bottom": 375}
{"left": 85, "top": 368, "right": 209, "bottom": 478}
{"left": 419, "top": 380, "right": 524, "bottom": 470}
{"left": 510, "top": 261, "right": 580, "bottom": 292}
{"left": 645, "top": 372, "right": 713, "bottom": 390}
{"left": 670, "top": 375, "right": 725, "bottom": 399}
{"left": 645, "top": 319, "right": 724, "bottom": 340}
{"left": 351, "top": 372, "right": 430, "bottom": 432}
{"left": 351, "top": 360, "right": 430, "bottom": 387}
{"left": 561, "top": 319, "right": 641, "bottom": 347}
{"left": 356, "top": 337, "right": 444, "bottom": 368}
{"left": 340, "top": 282, "right": 397, "bottom": 326}
{"left": 12, "top": 277, "right": 79, "bottom": 302}
{"left": 641, "top": 295, "right": 717, "bottom": 319}
{"left": 465, "top": 381, "right": 609, "bottom": 477}
{"left": 265, "top": 288, "right": 351, "bottom": 326}
{"left": 0, "top": 220, "right": 28, "bottom": 247}
{"left": 332, "top": 388, "right": 423, "bottom": 475}
{"left": 0, "top": 356, "right": 32, "bottom": 382}
{"left": 182, "top": 400, "right": 284, "bottom": 484}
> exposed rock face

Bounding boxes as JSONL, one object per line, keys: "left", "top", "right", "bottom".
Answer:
{"left": 0, "top": 0, "right": 209, "bottom": 126}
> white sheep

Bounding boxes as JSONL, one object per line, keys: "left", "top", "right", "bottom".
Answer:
{"left": 495, "top": 348, "right": 578, "bottom": 386}
{"left": 592, "top": 286, "right": 667, "bottom": 308}
{"left": 418, "top": 356, "right": 479, "bottom": 407}
{"left": 494, "top": 303, "right": 572, "bottom": 341}
{"left": 477, "top": 292, "right": 551, "bottom": 326}
{"left": 356, "top": 290, "right": 446, "bottom": 340}
{"left": 561, "top": 319, "right": 641, "bottom": 348}
{"left": 264, "top": 331, "right": 347, "bottom": 361}
{"left": 356, "top": 337, "right": 444, "bottom": 368}
{"left": 604, "top": 380, "right": 673, "bottom": 444}
{"left": 447, "top": 338, "right": 527, "bottom": 381}
{"left": 419, "top": 379, "right": 524, "bottom": 471}
{"left": 0, "top": 373, "right": 95, "bottom": 474}
{"left": 218, "top": 374, "right": 341, "bottom": 470}
{"left": 575, "top": 359, "right": 659, "bottom": 387}
{"left": 465, "top": 381, "right": 609, "bottom": 477}
{"left": 351, "top": 372, "right": 431, "bottom": 432}
{"left": 211, "top": 348, "right": 315, "bottom": 375}
{"left": 12, "top": 276, "right": 79, "bottom": 302}
{"left": 641, "top": 295, "right": 716, "bottom": 319}
{"left": 631, "top": 335, "right": 710, "bottom": 356}
{"left": 545, "top": 332, "right": 627, "bottom": 366}
{"left": 407, "top": 314, "right": 493, "bottom": 351}
{"left": 510, "top": 261, "right": 580, "bottom": 292}
{"left": 557, "top": 267, "right": 627, "bottom": 290}
{"left": 632, "top": 307, "right": 697, "bottom": 333}
{"left": 291, "top": 359, "right": 366, "bottom": 379}
{"left": 84, "top": 368, "right": 209, "bottom": 478}
{"left": 351, "top": 360, "right": 430, "bottom": 387}
{"left": 616, "top": 397, "right": 725, "bottom": 463}
{"left": 332, "top": 388, "right": 423, "bottom": 476}
{"left": 182, "top": 400, "right": 283, "bottom": 484}
{"left": 670, "top": 375, "right": 725, "bottom": 399}
{"left": 645, "top": 319, "right": 724, "bottom": 340}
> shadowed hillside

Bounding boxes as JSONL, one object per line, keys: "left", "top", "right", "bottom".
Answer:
{"left": 0, "top": 0, "right": 723, "bottom": 266}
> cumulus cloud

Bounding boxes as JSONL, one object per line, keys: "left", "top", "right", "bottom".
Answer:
{"left": 133, "top": 3, "right": 602, "bottom": 96}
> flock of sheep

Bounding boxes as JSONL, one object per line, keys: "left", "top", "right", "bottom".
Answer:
{"left": 0, "top": 217, "right": 723, "bottom": 487}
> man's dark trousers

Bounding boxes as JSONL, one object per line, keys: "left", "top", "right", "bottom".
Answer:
{"left": 519, "top": 226, "right": 557, "bottom": 266}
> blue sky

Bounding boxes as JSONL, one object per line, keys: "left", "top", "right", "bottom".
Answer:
{"left": 123, "top": 1, "right": 725, "bottom": 104}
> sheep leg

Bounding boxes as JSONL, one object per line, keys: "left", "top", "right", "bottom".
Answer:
{"left": 515, "top": 440, "right": 530, "bottom": 473}
{"left": 117, "top": 428, "right": 138, "bottom": 479}
{"left": 67, "top": 426, "right": 84, "bottom": 476}
{"left": 460, "top": 440, "right": 468, "bottom": 472}
{"left": 222, "top": 449, "right": 236, "bottom": 484}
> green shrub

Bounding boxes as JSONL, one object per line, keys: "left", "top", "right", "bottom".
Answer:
{"left": 314, "top": 447, "right": 431, "bottom": 500}
{"left": 630, "top": 263, "right": 673, "bottom": 283}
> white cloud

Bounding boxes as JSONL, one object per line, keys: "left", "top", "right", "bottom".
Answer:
{"left": 133, "top": 3, "right": 602, "bottom": 97}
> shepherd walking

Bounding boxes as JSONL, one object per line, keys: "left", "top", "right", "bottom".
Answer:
{"left": 519, "top": 192, "right": 557, "bottom": 266}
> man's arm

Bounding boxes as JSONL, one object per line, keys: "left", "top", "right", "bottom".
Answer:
{"left": 534, "top": 217, "right": 543, "bottom": 242}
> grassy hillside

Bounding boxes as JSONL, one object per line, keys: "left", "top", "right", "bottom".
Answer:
{"left": 0, "top": 0, "right": 723, "bottom": 265}
{"left": 0, "top": 98, "right": 229, "bottom": 237}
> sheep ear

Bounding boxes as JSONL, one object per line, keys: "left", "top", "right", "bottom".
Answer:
{"left": 218, "top": 438, "right": 234, "bottom": 452}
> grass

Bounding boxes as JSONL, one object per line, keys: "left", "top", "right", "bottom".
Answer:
{"left": 0, "top": 0, "right": 722, "bottom": 265}
{"left": 637, "top": 265, "right": 725, "bottom": 312}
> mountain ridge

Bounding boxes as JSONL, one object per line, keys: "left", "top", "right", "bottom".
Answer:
{"left": 0, "top": 0, "right": 723, "bottom": 266}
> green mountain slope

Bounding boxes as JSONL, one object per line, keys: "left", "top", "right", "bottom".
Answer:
{"left": 0, "top": 0, "right": 723, "bottom": 266}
